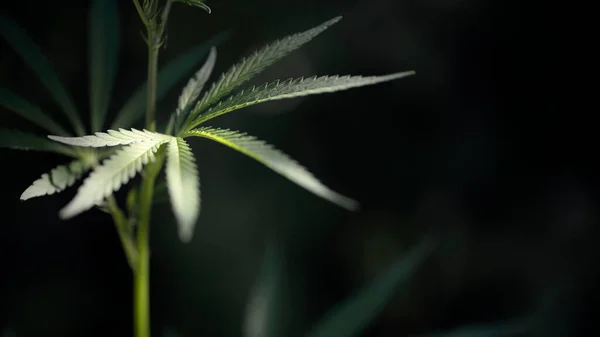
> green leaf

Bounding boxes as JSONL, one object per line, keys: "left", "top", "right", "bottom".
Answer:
{"left": 0, "top": 13, "right": 86, "bottom": 136}
{"left": 177, "top": 47, "right": 217, "bottom": 117}
{"left": 0, "top": 128, "right": 76, "bottom": 157}
{"left": 244, "top": 241, "right": 283, "bottom": 337}
{"left": 0, "top": 87, "right": 71, "bottom": 136}
{"left": 187, "top": 17, "right": 342, "bottom": 123}
{"left": 306, "top": 238, "right": 435, "bottom": 337}
{"left": 58, "top": 134, "right": 172, "bottom": 219}
{"left": 20, "top": 160, "right": 91, "bottom": 200}
{"left": 89, "top": 0, "right": 120, "bottom": 132}
{"left": 173, "top": 0, "right": 211, "bottom": 13}
{"left": 186, "top": 127, "right": 358, "bottom": 211}
{"left": 190, "top": 72, "right": 415, "bottom": 127}
{"left": 417, "top": 320, "right": 528, "bottom": 337}
{"left": 110, "top": 32, "right": 228, "bottom": 129}
{"left": 48, "top": 128, "right": 168, "bottom": 148}
{"left": 165, "top": 137, "right": 200, "bottom": 242}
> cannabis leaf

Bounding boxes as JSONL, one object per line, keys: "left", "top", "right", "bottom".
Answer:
{"left": 48, "top": 128, "right": 169, "bottom": 148}
{"left": 177, "top": 47, "right": 217, "bottom": 117}
{"left": 0, "top": 12, "right": 86, "bottom": 136}
{"left": 166, "top": 137, "right": 200, "bottom": 242}
{"left": 58, "top": 134, "right": 172, "bottom": 219}
{"left": 174, "top": 0, "right": 211, "bottom": 13}
{"left": 20, "top": 160, "right": 91, "bottom": 200}
{"left": 189, "top": 72, "right": 415, "bottom": 127}
{"left": 0, "top": 88, "right": 71, "bottom": 136}
{"left": 306, "top": 239, "right": 435, "bottom": 337}
{"left": 186, "top": 16, "right": 342, "bottom": 123}
{"left": 0, "top": 128, "right": 77, "bottom": 156}
{"left": 89, "top": 0, "right": 119, "bottom": 132}
{"left": 244, "top": 241, "right": 283, "bottom": 337}
{"left": 185, "top": 127, "right": 358, "bottom": 210}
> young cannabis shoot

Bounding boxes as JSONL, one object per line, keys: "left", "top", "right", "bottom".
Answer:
{"left": 1, "top": 1, "right": 414, "bottom": 336}
{"left": 43, "top": 16, "right": 414, "bottom": 242}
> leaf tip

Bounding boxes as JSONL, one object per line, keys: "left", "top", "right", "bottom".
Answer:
{"left": 58, "top": 204, "right": 77, "bottom": 220}
{"left": 331, "top": 16, "right": 343, "bottom": 24}
{"left": 341, "top": 198, "right": 360, "bottom": 212}
{"left": 19, "top": 190, "right": 34, "bottom": 201}
{"left": 178, "top": 224, "right": 194, "bottom": 243}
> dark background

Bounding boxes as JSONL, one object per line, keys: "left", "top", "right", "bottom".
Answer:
{"left": 0, "top": 0, "right": 595, "bottom": 336}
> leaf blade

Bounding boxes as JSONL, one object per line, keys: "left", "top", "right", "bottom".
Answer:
{"left": 0, "top": 128, "right": 76, "bottom": 157}
{"left": 177, "top": 47, "right": 217, "bottom": 117}
{"left": 306, "top": 238, "right": 436, "bottom": 337}
{"left": 186, "top": 17, "right": 342, "bottom": 124}
{"left": 20, "top": 160, "right": 91, "bottom": 200}
{"left": 0, "top": 13, "right": 85, "bottom": 136}
{"left": 89, "top": 0, "right": 120, "bottom": 132}
{"left": 186, "top": 127, "right": 358, "bottom": 211}
{"left": 191, "top": 72, "right": 415, "bottom": 127}
{"left": 48, "top": 128, "right": 166, "bottom": 148}
{"left": 0, "top": 87, "right": 71, "bottom": 136}
{"left": 110, "top": 32, "right": 228, "bottom": 129}
{"left": 165, "top": 137, "right": 200, "bottom": 242}
{"left": 417, "top": 320, "right": 529, "bottom": 337}
{"left": 244, "top": 241, "right": 283, "bottom": 337}
{"left": 173, "top": 0, "right": 211, "bottom": 13}
{"left": 58, "top": 135, "right": 171, "bottom": 219}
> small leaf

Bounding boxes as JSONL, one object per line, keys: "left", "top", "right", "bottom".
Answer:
{"left": 417, "top": 320, "right": 529, "bottom": 337}
{"left": 177, "top": 47, "right": 217, "bottom": 117}
{"left": 306, "top": 238, "right": 435, "bottom": 337}
{"left": 166, "top": 137, "right": 200, "bottom": 242}
{"left": 173, "top": 0, "right": 211, "bottom": 13}
{"left": 0, "top": 13, "right": 85, "bottom": 136}
{"left": 186, "top": 127, "right": 358, "bottom": 210}
{"left": 187, "top": 17, "right": 342, "bottom": 123}
{"left": 0, "top": 128, "right": 76, "bottom": 157}
{"left": 191, "top": 72, "right": 415, "bottom": 127}
{"left": 165, "top": 114, "right": 175, "bottom": 135}
{"left": 244, "top": 241, "right": 283, "bottom": 337}
{"left": 58, "top": 135, "right": 172, "bottom": 219}
{"left": 48, "top": 128, "right": 167, "bottom": 148}
{"left": 20, "top": 160, "right": 90, "bottom": 200}
{"left": 110, "top": 32, "right": 228, "bottom": 129}
{"left": 89, "top": 0, "right": 120, "bottom": 132}
{"left": 0, "top": 87, "right": 70, "bottom": 136}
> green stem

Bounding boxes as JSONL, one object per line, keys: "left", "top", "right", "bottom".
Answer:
{"left": 135, "top": 173, "right": 153, "bottom": 337}
{"left": 130, "top": 1, "right": 173, "bottom": 335}
{"left": 134, "top": 151, "right": 165, "bottom": 337}
{"left": 132, "top": 0, "right": 149, "bottom": 27}
{"left": 146, "top": 33, "right": 158, "bottom": 132}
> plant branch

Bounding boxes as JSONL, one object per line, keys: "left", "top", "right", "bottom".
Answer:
{"left": 132, "top": 0, "right": 149, "bottom": 27}
{"left": 160, "top": 0, "right": 175, "bottom": 35}
{"left": 107, "top": 196, "right": 138, "bottom": 271}
{"left": 145, "top": 32, "right": 159, "bottom": 132}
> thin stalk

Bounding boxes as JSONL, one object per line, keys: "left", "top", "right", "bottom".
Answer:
{"left": 134, "top": 151, "right": 165, "bottom": 337}
{"left": 145, "top": 33, "right": 158, "bottom": 132}
{"left": 131, "top": 1, "right": 174, "bottom": 336}
{"left": 132, "top": 0, "right": 149, "bottom": 27}
{"left": 134, "top": 172, "right": 153, "bottom": 337}
{"left": 107, "top": 196, "right": 138, "bottom": 271}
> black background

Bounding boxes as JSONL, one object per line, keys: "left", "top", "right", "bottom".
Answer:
{"left": 0, "top": 0, "right": 595, "bottom": 336}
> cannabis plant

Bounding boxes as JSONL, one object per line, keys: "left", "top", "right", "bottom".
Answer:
{"left": 1, "top": 1, "right": 417, "bottom": 336}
